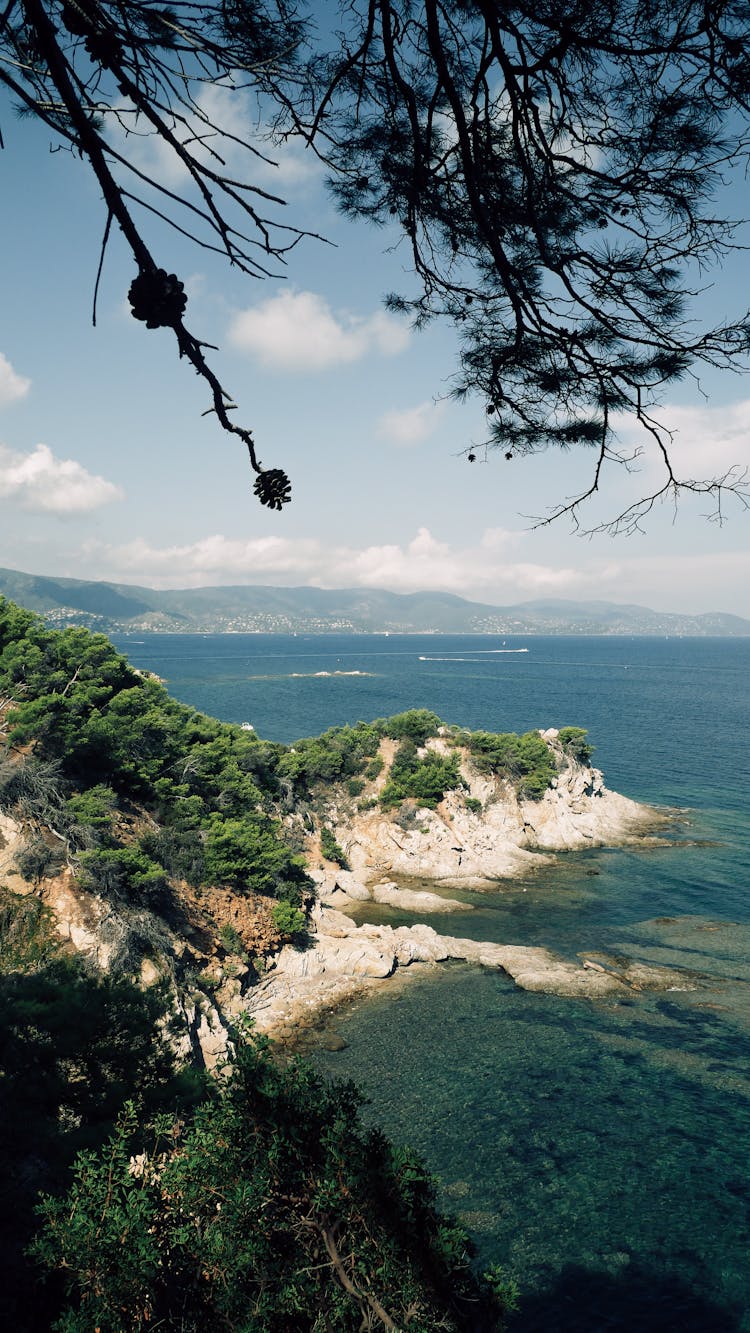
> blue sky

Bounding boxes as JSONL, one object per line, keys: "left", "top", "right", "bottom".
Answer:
{"left": 1, "top": 76, "right": 750, "bottom": 616}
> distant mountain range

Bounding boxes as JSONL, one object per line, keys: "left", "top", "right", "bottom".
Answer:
{"left": 1, "top": 566, "right": 748, "bottom": 636}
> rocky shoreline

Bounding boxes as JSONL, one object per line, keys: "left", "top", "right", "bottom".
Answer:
{"left": 242, "top": 880, "right": 697, "bottom": 1047}
{"left": 237, "top": 738, "right": 685, "bottom": 1047}
{"left": 0, "top": 734, "right": 691, "bottom": 1066}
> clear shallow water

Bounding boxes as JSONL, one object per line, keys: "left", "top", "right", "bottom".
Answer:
{"left": 113, "top": 633, "right": 750, "bottom": 1329}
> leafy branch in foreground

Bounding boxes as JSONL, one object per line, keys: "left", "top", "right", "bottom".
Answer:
{"left": 1, "top": 0, "right": 310, "bottom": 508}
{"left": 267, "top": 0, "right": 750, "bottom": 531}
{"left": 3, "top": 3, "right": 750, "bottom": 524}
{"left": 32, "top": 1027, "right": 510, "bottom": 1331}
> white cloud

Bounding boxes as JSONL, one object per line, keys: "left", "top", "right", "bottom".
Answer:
{"left": 0, "top": 354, "right": 31, "bottom": 407}
{"left": 615, "top": 397, "right": 750, "bottom": 479}
{"left": 77, "top": 527, "right": 750, "bottom": 615}
{"left": 376, "top": 400, "right": 445, "bottom": 446}
{"left": 107, "top": 86, "right": 320, "bottom": 194}
{"left": 228, "top": 289, "right": 410, "bottom": 371}
{"left": 78, "top": 526, "right": 608, "bottom": 601}
{"left": 0, "top": 444, "right": 123, "bottom": 512}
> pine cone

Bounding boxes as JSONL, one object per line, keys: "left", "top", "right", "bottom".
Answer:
{"left": 128, "top": 269, "right": 187, "bottom": 329}
{"left": 85, "top": 29, "right": 123, "bottom": 67}
{"left": 253, "top": 469, "right": 292, "bottom": 510}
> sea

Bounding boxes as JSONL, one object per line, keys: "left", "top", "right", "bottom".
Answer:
{"left": 111, "top": 632, "right": 750, "bottom": 1332}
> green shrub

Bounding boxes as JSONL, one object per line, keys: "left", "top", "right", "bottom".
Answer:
{"left": 204, "top": 814, "right": 310, "bottom": 899}
{"left": 218, "top": 923, "right": 246, "bottom": 956}
{"left": 276, "top": 722, "right": 382, "bottom": 791}
{"left": 78, "top": 845, "right": 170, "bottom": 908}
{"left": 380, "top": 709, "right": 441, "bottom": 745}
{"left": 380, "top": 740, "right": 462, "bottom": 810}
{"left": 320, "top": 825, "right": 349, "bottom": 869}
{"left": 464, "top": 796, "right": 483, "bottom": 814}
{"left": 364, "top": 755, "right": 384, "bottom": 780}
{"left": 271, "top": 900, "right": 307, "bottom": 937}
{"left": 346, "top": 777, "right": 365, "bottom": 798}
{"left": 32, "top": 1031, "right": 506, "bottom": 1331}
{"left": 65, "top": 784, "right": 116, "bottom": 833}
{"left": 468, "top": 729, "right": 555, "bottom": 800}
{"left": 557, "top": 726, "right": 594, "bottom": 764}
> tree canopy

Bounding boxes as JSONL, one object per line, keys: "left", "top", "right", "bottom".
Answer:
{"left": 2, "top": 0, "right": 750, "bottom": 527}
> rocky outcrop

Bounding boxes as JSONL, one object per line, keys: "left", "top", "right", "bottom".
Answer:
{"left": 308, "top": 731, "right": 661, "bottom": 891}
{"left": 243, "top": 901, "right": 697, "bottom": 1039}
{"left": 0, "top": 728, "right": 676, "bottom": 1060}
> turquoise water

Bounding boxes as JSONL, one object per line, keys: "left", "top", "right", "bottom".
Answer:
{"left": 113, "top": 633, "right": 750, "bottom": 1329}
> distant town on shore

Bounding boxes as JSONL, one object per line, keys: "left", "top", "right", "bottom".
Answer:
{"left": 1, "top": 565, "right": 748, "bottom": 637}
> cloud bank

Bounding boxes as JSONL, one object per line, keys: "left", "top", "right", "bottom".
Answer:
{"left": 75, "top": 524, "right": 750, "bottom": 615}
{"left": 81, "top": 526, "right": 607, "bottom": 599}
{"left": 0, "top": 444, "right": 123, "bottom": 512}
{"left": 228, "top": 290, "right": 410, "bottom": 370}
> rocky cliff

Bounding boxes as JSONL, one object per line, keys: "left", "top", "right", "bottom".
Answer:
{"left": 302, "top": 728, "right": 658, "bottom": 890}
{"left": 2, "top": 725, "right": 685, "bottom": 1067}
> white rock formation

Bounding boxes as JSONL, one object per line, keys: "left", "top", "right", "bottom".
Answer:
{"left": 321, "top": 735, "right": 658, "bottom": 889}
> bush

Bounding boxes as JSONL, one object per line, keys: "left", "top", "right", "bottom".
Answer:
{"left": 32, "top": 1031, "right": 507, "bottom": 1332}
{"left": 345, "top": 777, "right": 365, "bottom": 798}
{"left": 276, "top": 722, "right": 382, "bottom": 791}
{"left": 557, "top": 726, "right": 594, "bottom": 764}
{"left": 468, "top": 730, "right": 556, "bottom": 800}
{"left": 14, "top": 835, "right": 64, "bottom": 885}
{"left": 320, "top": 825, "right": 349, "bottom": 868}
{"left": 271, "top": 900, "right": 307, "bottom": 937}
{"left": 364, "top": 755, "right": 384, "bottom": 780}
{"left": 464, "top": 796, "right": 483, "bottom": 814}
{"left": 204, "top": 814, "right": 310, "bottom": 899}
{"left": 78, "top": 845, "right": 170, "bottom": 908}
{"left": 218, "top": 923, "right": 246, "bottom": 956}
{"left": 380, "top": 740, "right": 462, "bottom": 810}
{"left": 380, "top": 709, "right": 441, "bottom": 745}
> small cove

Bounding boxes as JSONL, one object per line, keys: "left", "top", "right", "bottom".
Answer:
{"left": 113, "top": 632, "right": 750, "bottom": 1328}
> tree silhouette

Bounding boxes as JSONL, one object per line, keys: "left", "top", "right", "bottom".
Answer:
{"left": 3, "top": 1, "right": 750, "bottom": 527}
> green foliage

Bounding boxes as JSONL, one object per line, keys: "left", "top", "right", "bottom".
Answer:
{"left": 204, "top": 814, "right": 309, "bottom": 901}
{"left": 468, "top": 730, "right": 556, "bottom": 800}
{"left": 557, "top": 726, "right": 594, "bottom": 764}
{"left": 0, "top": 941, "right": 198, "bottom": 1328}
{"left": 0, "top": 887, "right": 61, "bottom": 973}
{"left": 364, "top": 754, "right": 384, "bottom": 780}
{"left": 319, "top": 825, "right": 349, "bottom": 869}
{"left": 270, "top": 901, "right": 307, "bottom": 937}
{"left": 218, "top": 923, "right": 246, "bottom": 956}
{"left": 276, "top": 721, "right": 382, "bottom": 792}
{"left": 79, "top": 845, "right": 170, "bottom": 909}
{"left": 380, "top": 709, "right": 442, "bottom": 745}
{"left": 33, "top": 1031, "right": 505, "bottom": 1332}
{"left": 345, "top": 776, "right": 365, "bottom": 798}
{"left": 65, "top": 783, "right": 116, "bottom": 831}
{"left": 482, "top": 1265, "right": 521, "bottom": 1319}
{"left": 139, "top": 822, "right": 206, "bottom": 886}
{"left": 464, "top": 796, "right": 483, "bottom": 814}
{"left": 380, "top": 739, "right": 462, "bottom": 810}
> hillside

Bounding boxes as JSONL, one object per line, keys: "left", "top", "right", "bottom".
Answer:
{"left": 0, "top": 598, "right": 698, "bottom": 1329}
{"left": 0, "top": 565, "right": 748, "bottom": 635}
